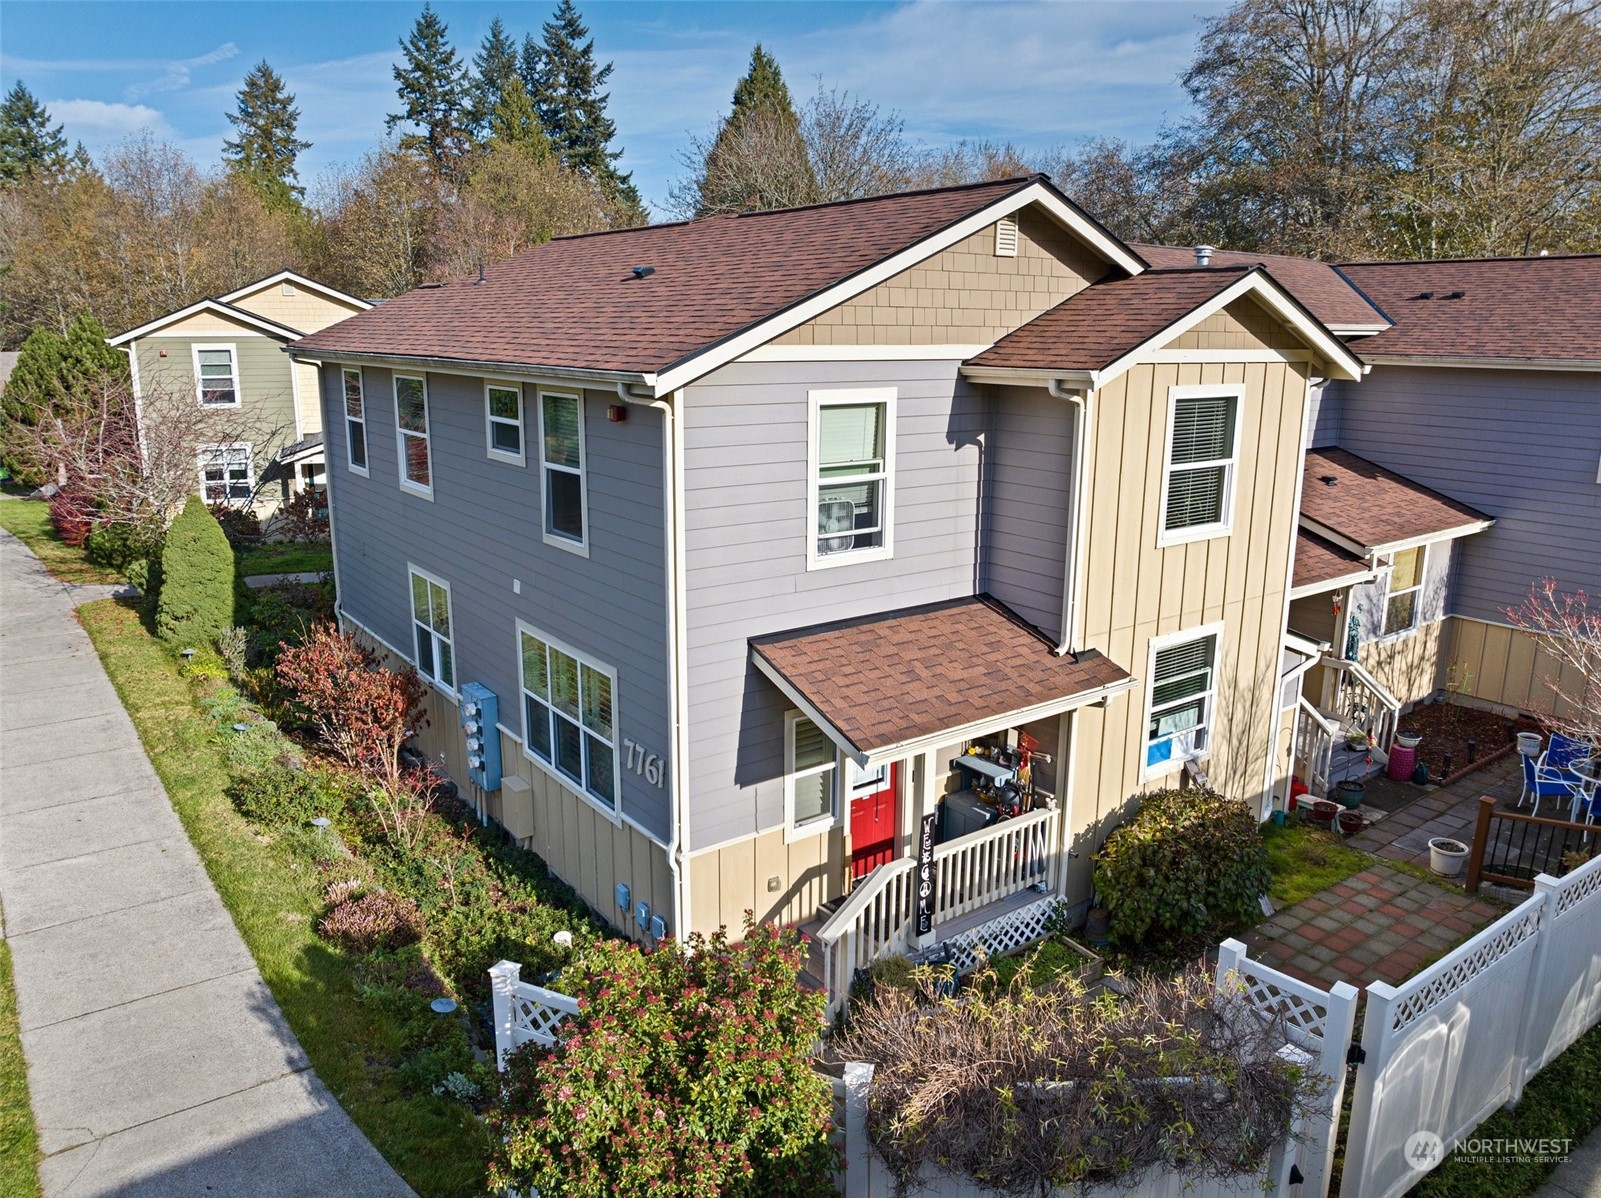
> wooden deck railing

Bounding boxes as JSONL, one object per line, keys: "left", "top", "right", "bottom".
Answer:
{"left": 1465, "top": 795, "right": 1596, "bottom": 893}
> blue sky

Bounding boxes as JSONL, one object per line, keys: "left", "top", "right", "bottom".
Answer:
{"left": 1, "top": 1, "right": 1223, "bottom": 215}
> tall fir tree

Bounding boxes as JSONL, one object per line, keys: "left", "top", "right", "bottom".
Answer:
{"left": 387, "top": 4, "right": 474, "bottom": 175}
{"left": 693, "top": 44, "right": 818, "bottom": 216}
{"left": 0, "top": 81, "right": 67, "bottom": 186}
{"left": 222, "top": 61, "right": 311, "bottom": 209}
{"left": 487, "top": 74, "right": 552, "bottom": 159}
{"left": 530, "top": 0, "right": 641, "bottom": 213}
{"left": 469, "top": 16, "right": 521, "bottom": 137}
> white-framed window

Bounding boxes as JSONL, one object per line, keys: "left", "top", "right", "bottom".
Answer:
{"left": 518, "top": 622, "right": 617, "bottom": 810}
{"left": 486, "top": 381, "right": 525, "bottom": 465}
{"left": 538, "top": 390, "right": 587, "bottom": 552}
{"left": 1381, "top": 545, "right": 1427, "bottom": 637}
{"left": 408, "top": 565, "right": 454, "bottom": 693}
{"left": 1159, "top": 385, "right": 1242, "bottom": 546}
{"left": 394, "top": 374, "right": 432, "bottom": 497}
{"left": 198, "top": 443, "right": 252, "bottom": 504}
{"left": 1144, "top": 624, "right": 1222, "bottom": 776}
{"left": 784, "top": 710, "right": 839, "bottom": 841}
{"left": 344, "top": 368, "right": 368, "bottom": 474}
{"left": 807, "top": 388, "right": 896, "bottom": 569}
{"left": 193, "top": 344, "right": 240, "bottom": 407}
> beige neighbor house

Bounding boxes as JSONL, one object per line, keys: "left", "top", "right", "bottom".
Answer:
{"left": 108, "top": 270, "right": 370, "bottom": 518}
{"left": 289, "top": 176, "right": 1365, "bottom": 1009}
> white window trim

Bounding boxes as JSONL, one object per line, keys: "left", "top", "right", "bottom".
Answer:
{"left": 805, "top": 387, "right": 897, "bottom": 571}
{"left": 537, "top": 388, "right": 589, "bottom": 557}
{"left": 1156, "top": 383, "right": 1244, "bottom": 549}
{"left": 197, "top": 442, "right": 252, "bottom": 505}
{"left": 192, "top": 343, "right": 241, "bottom": 408}
{"left": 394, "top": 374, "right": 433, "bottom": 500}
{"left": 1378, "top": 544, "right": 1429, "bottom": 641}
{"left": 343, "top": 368, "right": 369, "bottom": 476}
{"left": 485, "top": 380, "right": 526, "bottom": 467}
{"left": 1140, "top": 621, "right": 1226, "bottom": 783}
{"left": 515, "top": 619, "right": 621, "bottom": 822}
{"left": 784, "top": 709, "right": 841, "bottom": 842}
{"left": 407, "top": 563, "right": 456, "bottom": 698}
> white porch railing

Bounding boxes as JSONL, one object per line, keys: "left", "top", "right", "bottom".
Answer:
{"left": 1293, "top": 696, "right": 1338, "bottom": 799}
{"left": 1324, "top": 655, "right": 1401, "bottom": 753}
{"left": 487, "top": 959, "right": 581, "bottom": 1069}
{"left": 816, "top": 805, "right": 1059, "bottom": 1014}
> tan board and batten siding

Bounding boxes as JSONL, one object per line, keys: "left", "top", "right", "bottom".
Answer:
{"left": 770, "top": 210, "right": 1106, "bottom": 346}
{"left": 1444, "top": 617, "right": 1589, "bottom": 722}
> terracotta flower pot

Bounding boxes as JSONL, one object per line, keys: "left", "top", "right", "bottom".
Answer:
{"left": 1337, "top": 809, "right": 1364, "bottom": 836}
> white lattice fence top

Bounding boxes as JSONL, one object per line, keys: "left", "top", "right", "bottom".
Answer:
{"left": 910, "top": 894, "right": 1062, "bottom": 975}
{"left": 1553, "top": 855, "right": 1601, "bottom": 916}
{"left": 509, "top": 983, "right": 581, "bottom": 1048}
{"left": 1227, "top": 967, "right": 1331, "bottom": 1046}
{"left": 1389, "top": 905, "right": 1541, "bottom": 1033}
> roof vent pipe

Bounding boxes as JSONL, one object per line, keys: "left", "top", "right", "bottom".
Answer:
{"left": 1194, "top": 244, "right": 1215, "bottom": 267}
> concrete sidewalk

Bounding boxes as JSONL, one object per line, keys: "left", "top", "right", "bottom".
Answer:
{"left": 0, "top": 531, "right": 411, "bottom": 1197}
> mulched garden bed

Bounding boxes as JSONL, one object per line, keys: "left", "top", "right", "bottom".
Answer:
{"left": 1396, "top": 701, "right": 1545, "bottom": 785}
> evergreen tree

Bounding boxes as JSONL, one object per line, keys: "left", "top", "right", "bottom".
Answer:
{"left": 469, "top": 16, "right": 521, "bottom": 137}
{"left": 222, "top": 61, "right": 311, "bottom": 209}
{"left": 387, "top": 4, "right": 474, "bottom": 175}
{"left": 531, "top": 1, "right": 641, "bottom": 212}
{"left": 0, "top": 314, "right": 129, "bottom": 485}
{"left": 0, "top": 81, "right": 67, "bottom": 186}
{"left": 156, "top": 495, "right": 237, "bottom": 646}
{"left": 487, "top": 74, "right": 552, "bottom": 159}
{"left": 692, "top": 44, "right": 818, "bottom": 216}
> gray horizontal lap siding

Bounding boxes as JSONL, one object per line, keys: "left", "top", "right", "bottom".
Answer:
{"left": 319, "top": 364, "right": 672, "bottom": 842}
{"left": 1307, "top": 383, "right": 1340, "bottom": 448}
{"left": 980, "top": 385, "right": 1073, "bottom": 637}
{"left": 1325, "top": 365, "right": 1601, "bottom": 624}
{"left": 1350, "top": 536, "right": 1455, "bottom": 640}
{"left": 682, "top": 359, "right": 985, "bottom": 851}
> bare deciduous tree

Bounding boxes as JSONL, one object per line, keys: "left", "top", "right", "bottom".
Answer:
{"left": 1507, "top": 578, "right": 1601, "bottom": 747}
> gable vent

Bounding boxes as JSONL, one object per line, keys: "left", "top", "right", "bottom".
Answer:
{"left": 994, "top": 216, "right": 1019, "bottom": 258}
{"left": 281, "top": 281, "right": 296, "bottom": 296}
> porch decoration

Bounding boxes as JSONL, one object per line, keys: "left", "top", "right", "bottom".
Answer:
{"left": 1345, "top": 601, "right": 1363, "bottom": 661}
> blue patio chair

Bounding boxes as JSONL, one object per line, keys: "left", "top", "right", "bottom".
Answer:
{"left": 1519, "top": 751, "right": 1579, "bottom": 814}
{"left": 1545, "top": 733, "right": 1593, "bottom": 773}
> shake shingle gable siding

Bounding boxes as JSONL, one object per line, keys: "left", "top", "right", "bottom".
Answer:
{"left": 1135, "top": 244, "right": 1390, "bottom": 332}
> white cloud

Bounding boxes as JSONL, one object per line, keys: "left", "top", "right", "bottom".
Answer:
{"left": 49, "top": 98, "right": 170, "bottom": 140}
{"left": 124, "top": 41, "right": 240, "bottom": 101}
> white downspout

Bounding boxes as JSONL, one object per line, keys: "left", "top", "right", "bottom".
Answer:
{"left": 1048, "top": 378, "right": 1093, "bottom": 657}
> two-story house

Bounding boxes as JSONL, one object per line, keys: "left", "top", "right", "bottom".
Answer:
{"left": 289, "top": 177, "right": 1362, "bottom": 1005}
{"left": 109, "top": 270, "right": 370, "bottom": 516}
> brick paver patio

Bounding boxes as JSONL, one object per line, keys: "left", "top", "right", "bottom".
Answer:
{"left": 1348, "top": 752, "right": 1524, "bottom": 869}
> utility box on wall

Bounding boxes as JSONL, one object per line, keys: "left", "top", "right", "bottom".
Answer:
{"left": 458, "top": 683, "right": 503, "bottom": 792}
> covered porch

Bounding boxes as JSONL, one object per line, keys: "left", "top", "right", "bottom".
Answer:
{"left": 748, "top": 595, "right": 1134, "bottom": 1011}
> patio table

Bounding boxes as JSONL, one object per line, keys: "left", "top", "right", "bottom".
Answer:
{"left": 1569, "top": 758, "right": 1600, "bottom": 823}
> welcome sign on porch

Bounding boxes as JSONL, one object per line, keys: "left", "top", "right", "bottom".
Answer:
{"left": 916, "top": 813, "right": 937, "bottom": 935}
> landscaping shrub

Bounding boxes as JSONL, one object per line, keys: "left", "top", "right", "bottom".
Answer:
{"left": 424, "top": 900, "right": 591, "bottom": 1002}
{"left": 487, "top": 920, "right": 838, "bottom": 1198}
{"left": 244, "top": 580, "right": 334, "bottom": 664}
{"left": 84, "top": 520, "right": 162, "bottom": 570}
{"left": 1094, "top": 786, "right": 1271, "bottom": 949}
{"left": 275, "top": 625, "right": 426, "bottom": 787}
{"left": 227, "top": 765, "right": 350, "bottom": 828}
{"left": 208, "top": 502, "right": 261, "bottom": 547}
{"left": 156, "top": 496, "right": 236, "bottom": 646}
{"left": 47, "top": 488, "right": 95, "bottom": 547}
{"left": 216, "top": 626, "right": 248, "bottom": 681}
{"left": 277, "top": 487, "right": 330, "bottom": 541}
{"left": 319, "top": 891, "right": 424, "bottom": 955}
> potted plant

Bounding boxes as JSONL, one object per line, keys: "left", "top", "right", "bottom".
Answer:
{"left": 1308, "top": 799, "right": 1340, "bottom": 829}
{"left": 1428, "top": 837, "right": 1470, "bottom": 876}
{"left": 1336, "top": 778, "right": 1367, "bottom": 809}
{"left": 1347, "top": 730, "right": 1372, "bottom": 751}
{"left": 1396, "top": 730, "right": 1423, "bottom": 750}
{"left": 1337, "top": 809, "right": 1364, "bottom": 836}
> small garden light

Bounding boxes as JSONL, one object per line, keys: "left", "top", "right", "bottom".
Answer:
{"left": 553, "top": 930, "right": 573, "bottom": 948}
{"left": 231, "top": 722, "right": 250, "bottom": 733}
{"left": 181, "top": 648, "right": 196, "bottom": 660}
{"left": 430, "top": 997, "right": 458, "bottom": 1015}
{"left": 310, "top": 817, "right": 330, "bottom": 839}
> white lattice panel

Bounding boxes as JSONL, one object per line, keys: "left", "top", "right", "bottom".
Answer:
{"left": 1555, "top": 857, "right": 1601, "bottom": 915}
{"left": 913, "top": 895, "right": 1063, "bottom": 975}
{"left": 1388, "top": 907, "right": 1540, "bottom": 1033}
{"left": 510, "top": 983, "right": 581, "bottom": 1048}
{"left": 1229, "top": 969, "right": 1331, "bottom": 1045}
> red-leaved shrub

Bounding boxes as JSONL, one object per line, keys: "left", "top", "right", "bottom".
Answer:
{"left": 318, "top": 890, "right": 423, "bottom": 955}
{"left": 49, "top": 489, "right": 96, "bottom": 547}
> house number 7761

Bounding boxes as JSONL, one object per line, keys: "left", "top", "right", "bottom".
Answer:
{"left": 623, "top": 740, "right": 665, "bottom": 788}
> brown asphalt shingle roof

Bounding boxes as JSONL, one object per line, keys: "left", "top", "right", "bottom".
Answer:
{"left": 1301, "top": 448, "right": 1491, "bottom": 552}
{"left": 1335, "top": 255, "right": 1601, "bottom": 362}
{"left": 1293, "top": 529, "right": 1369, "bottom": 591}
{"left": 1135, "top": 244, "right": 1389, "bottom": 331}
{"left": 750, "top": 596, "right": 1130, "bottom": 756}
{"left": 292, "top": 177, "right": 1045, "bottom": 376}
{"left": 966, "top": 266, "right": 1251, "bottom": 372}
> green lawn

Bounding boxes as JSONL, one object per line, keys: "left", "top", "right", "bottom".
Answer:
{"left": 236, "top": 541, "right": 333, "bottom": 578}
{"left": 1262, "top": 819, "right": 1373, "bottom": 908}
{"left": 78, "top": 599, "right": 489, "bottom": 1196}
{"left": 0, "top": 924, "right": 41, "bottom": 1198}
{"left": 0, "top": 497, "right": 121, "bottom": 585}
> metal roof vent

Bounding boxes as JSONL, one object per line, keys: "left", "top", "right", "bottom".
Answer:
{"left": 1321, "top": 475, "right": 1338, "bottom": 486}
{"left": 631, "top": 265, "right": 656, "bottom": 280}
{"left": 1194, "top": 244, "right": 1216, "bottom": 267}
{"left": 994, "top": 216, "right": 1019, "bottom": 258}
{"left": 1443, "top": 290, "right": 1465, "bottom": 299}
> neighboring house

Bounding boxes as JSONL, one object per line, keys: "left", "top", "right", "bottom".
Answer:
{"left": 108, "top": 271, "right": 371, "bottom": 516}
{"left": 290, "top": 175, "right": 1365, "bottom": 1002}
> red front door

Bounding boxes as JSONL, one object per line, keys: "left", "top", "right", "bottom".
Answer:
{"left": 849, "top": 761, "right": 898, "bottom": 880}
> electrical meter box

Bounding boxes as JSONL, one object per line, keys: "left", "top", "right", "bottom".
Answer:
{"left": 458, "top": 682, "right": 502, "bottom": 792}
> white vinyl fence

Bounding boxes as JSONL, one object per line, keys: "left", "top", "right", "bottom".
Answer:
{"left": 487, "top": 959, "right": 580, "bottom": 1068}
{"left": 835, "top": 941, "right": 1358, "bottom": 1198}
{"left": 1342, "top": 853, "right": 1601, "bottom": 1198}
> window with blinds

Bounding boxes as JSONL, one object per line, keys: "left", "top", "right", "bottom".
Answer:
{"left": 786, "top": 712, "right": 838, "bottom": 836}
{"left": 540, "top": 391, "right": 586, "bottom": 546}
{"left": 1382, "top": 545, "right": 1426, "bottom": 636}
{"left": 198, "top": 444, "right": 251, "bottom": 503}
{"left": 194, "top": 346, "right": 238, "bottom": 406}
{"left": 816, "top": 399, "right": 889, "bottom": 558}
{"left": 1163, "top": 393, "right": 1238, "bottom": 537}
{"left": 1146, "top": 632, "right": 1218, "bottom": 770}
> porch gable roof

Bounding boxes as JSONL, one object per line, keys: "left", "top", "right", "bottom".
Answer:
{"left": 750, "top": 595, "right": 1133, "bottom": 767}
{"left": 1299, "top": 448, "right": 1493, "bottom": 556}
